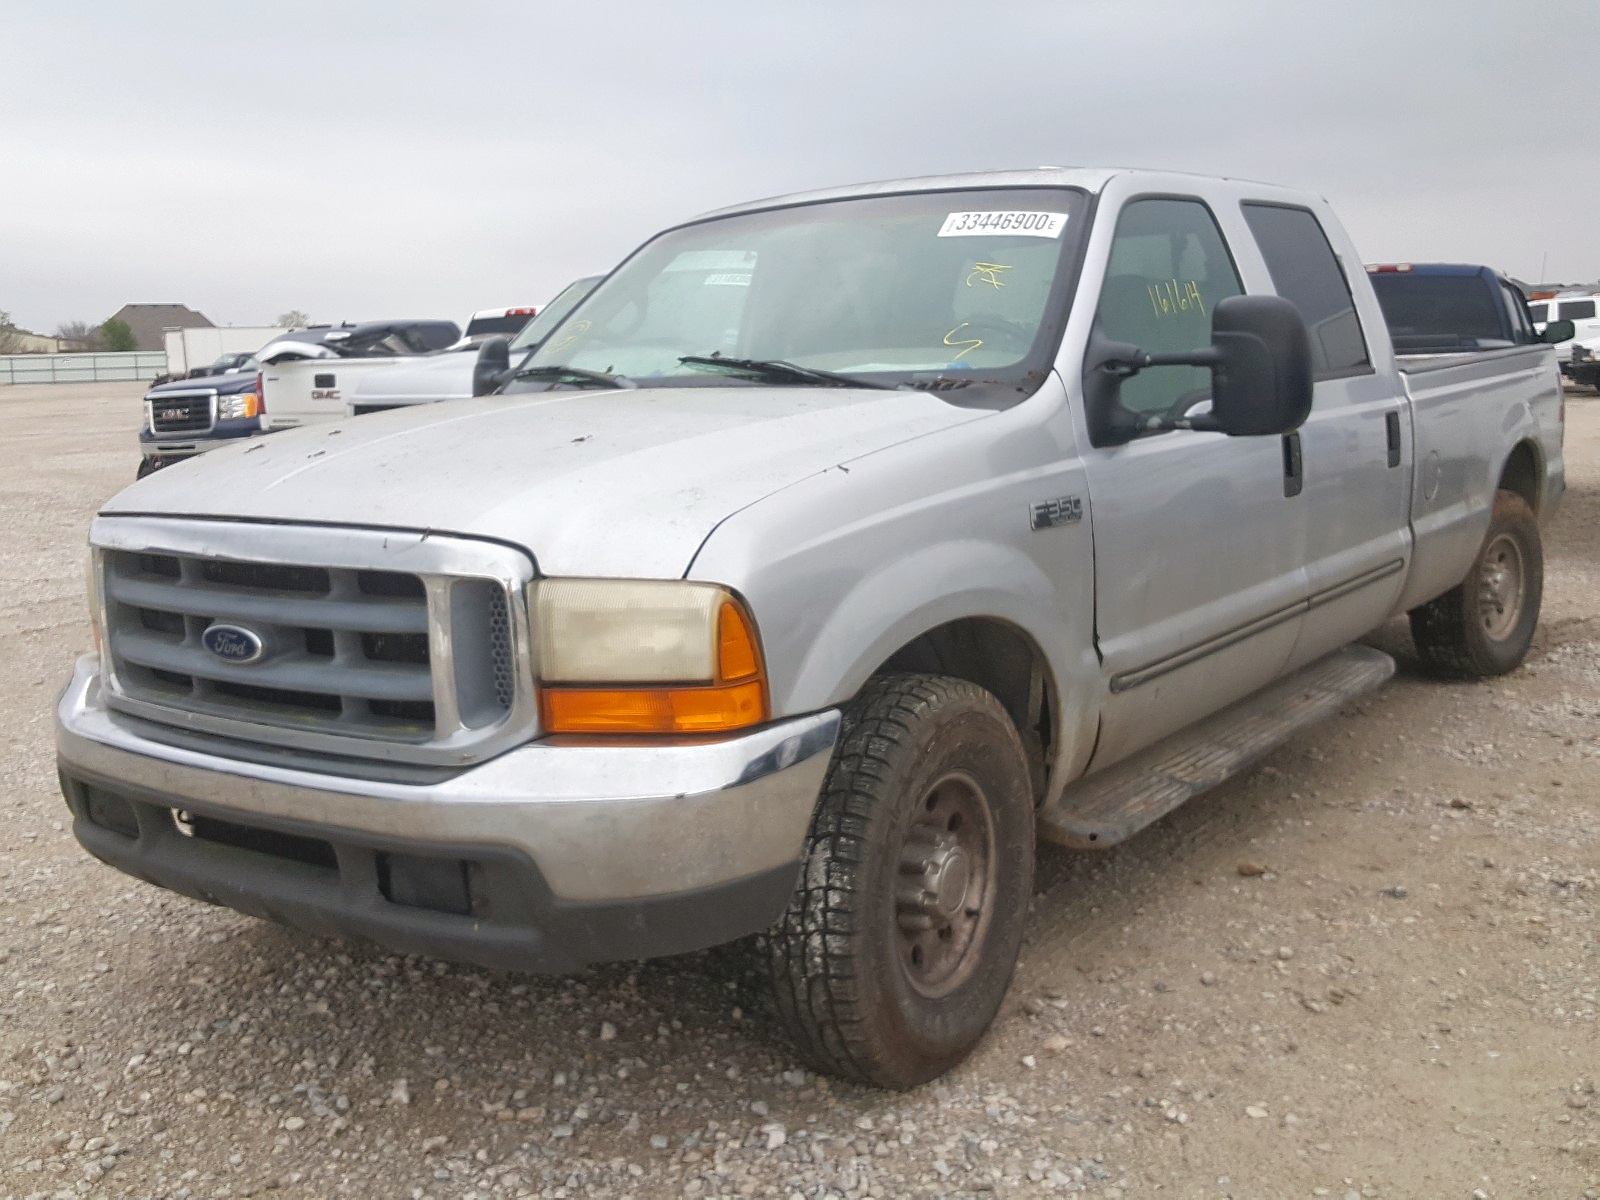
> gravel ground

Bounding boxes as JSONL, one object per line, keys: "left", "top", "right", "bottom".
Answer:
{"left": 1, "top": 382, "right": 1596, "bottom": 1200}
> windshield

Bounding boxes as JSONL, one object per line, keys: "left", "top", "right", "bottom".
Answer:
{"left": 508, "top": 276, "right": 603, "bottom": 351}
{"left": 512, "top": 188, "right": 1088, "bottom": 400}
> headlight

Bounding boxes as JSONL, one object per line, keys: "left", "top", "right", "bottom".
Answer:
{"left": 217, "top": 393, "right": 261, "bottom": 420}
{"left": 533, "top": 579, "right": 768, "bottom": 735}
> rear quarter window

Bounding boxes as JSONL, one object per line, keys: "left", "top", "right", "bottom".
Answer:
{"left": 1240, "top": 203, "right": 1371, "bottom": 379}
{"left": 1558, "top": 299, "right": 1596, "bottom": 321}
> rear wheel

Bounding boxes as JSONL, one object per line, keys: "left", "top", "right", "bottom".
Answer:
{"left": 1409, "top": 488, "right": 1542, "bottom": 677}
{"left": 765, "top": 674, "right": 1034, "bottom": 1089}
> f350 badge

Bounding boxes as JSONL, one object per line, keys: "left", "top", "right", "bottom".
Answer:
{"left": 1029, "top": 495, "right": 1083, "bottom": 531}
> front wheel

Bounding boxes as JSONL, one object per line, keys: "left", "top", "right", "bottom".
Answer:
{"left": 1409, "top": 488, "right": 1543, "bottom": 677}
{"left": 765, "top": 674, "right": 1034, "bottom": 1089}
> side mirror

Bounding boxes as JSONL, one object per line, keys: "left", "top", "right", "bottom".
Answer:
{"left": 1543, "top": 319, "right": 1575, "bottom": 344}
{"left": 1201, "top": 294, "right": 1314, "bottom": 437}
{"left": 472, "top": 336, "right": 511, "bottom": 396}
{"left": 1084, "top": 293, "right": 1312, "bottom": 445}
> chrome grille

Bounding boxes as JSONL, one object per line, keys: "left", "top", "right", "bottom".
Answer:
{"left": 91, "top": 518, "right": 537, "bottom": 766}
{"left": 103, "top": 550, "right": 437, "bottom": 740}
{"left": 149, "top": 393, "right": 215, "bottom": 434}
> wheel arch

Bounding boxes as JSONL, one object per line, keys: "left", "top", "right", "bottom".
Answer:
{"left": 874, "top": 615, "right": 1060, "bottom": 798}
{"left": 1498, "top": 438, "right": 1543, "bottom": 514}
{"left": 772, "top": 539, "right": 1098, "bottom": 803}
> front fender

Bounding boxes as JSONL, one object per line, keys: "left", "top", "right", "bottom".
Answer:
{"left": 688, "top": 404, "right": 1103, "bottom": 788}
{"left": 780, "top": 537, "right": 1099, "bottom": 792}
{"left": 787, "top": 539, "right": 1065, "bottom": 711}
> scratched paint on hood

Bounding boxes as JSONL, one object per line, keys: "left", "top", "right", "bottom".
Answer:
{"left": 105, "top": 387, "right": 990, "bottom": 578}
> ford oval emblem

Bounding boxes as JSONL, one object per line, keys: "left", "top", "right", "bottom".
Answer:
{"left": 202, "top": 623, "right": 266, "bottom": 665}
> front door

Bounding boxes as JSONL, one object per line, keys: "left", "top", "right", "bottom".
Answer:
{"left": 1078, "top": 196, "right": 1308, "bottom": 771}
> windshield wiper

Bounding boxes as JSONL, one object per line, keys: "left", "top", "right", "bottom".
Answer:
{"left": 510, "top": 364, "right": 635, "bottom": 389}
{"left": 678, "top": 355, "right": 890, "bottom": 390}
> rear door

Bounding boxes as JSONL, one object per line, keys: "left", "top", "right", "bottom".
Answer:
{"left": 1076, "top": 193, "right": 1308, "bottom": 770}
{"left": 1236, "top": 202, "right": 1410, "bottom": 670}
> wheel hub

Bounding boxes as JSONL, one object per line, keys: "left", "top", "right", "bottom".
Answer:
{"left": 1477, "top": 532, "right": 1525, "bottom": 640}
{"left": 891, "top": 771, "right": 997, "bottom": 997}
{"left": 897, "top": 833, "right": 971, "bottom": 923}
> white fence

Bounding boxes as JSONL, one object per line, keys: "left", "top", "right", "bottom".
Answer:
{"left": 0, "top": 352, "right": 167, "bottom": 385}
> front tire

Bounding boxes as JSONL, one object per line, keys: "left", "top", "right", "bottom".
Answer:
{"left": 765, "top": 674, "right": 1034, "bottom": 1089}
{"left": 1409, "top": 488, "right": 1543, "bottom": 677}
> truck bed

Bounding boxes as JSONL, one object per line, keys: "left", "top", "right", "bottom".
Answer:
{"left": 1394, "top": 343, "right": 1551, "bottom": 375}
{"left": 1396, "top": 342, "right": 1564, "bottom": 612}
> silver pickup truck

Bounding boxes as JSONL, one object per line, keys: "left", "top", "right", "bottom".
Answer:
{"left": 57, "top": 169, "right": 1564, "bottom": 1089}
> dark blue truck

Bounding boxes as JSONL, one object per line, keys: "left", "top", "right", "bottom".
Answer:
{"left": 136, "top": 329, "right": 341, "bottom": 478}
{"left": 138, "top": 364, "right": 267, "bottom": 478}
{"left": 1365, "top": 262, "right": 1561, "bottom": 354}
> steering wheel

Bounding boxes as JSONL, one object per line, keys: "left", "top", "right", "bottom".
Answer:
{"left": 1157, "top": 386, "right": 1215, "bottom": 424}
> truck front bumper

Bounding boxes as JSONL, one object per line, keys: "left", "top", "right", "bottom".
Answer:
{"left": 56, "top": 656, "right": 840, "bottom": 973}
{"left": 139, "top": 417, "right": 262, "bottom": 466}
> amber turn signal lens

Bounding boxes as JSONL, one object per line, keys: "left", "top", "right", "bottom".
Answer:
{"left": 717, "top": 601, "right": 760, "bottom": 682}
{"left": 541, "top": 679, "right": 767, "bottom": 734}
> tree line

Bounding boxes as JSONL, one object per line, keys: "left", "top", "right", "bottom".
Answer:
{"left": 3, "top": 309, "right": 311, "bottom": 355}
{"left": 0, "top": 311, "right": 135, "bottom": 353}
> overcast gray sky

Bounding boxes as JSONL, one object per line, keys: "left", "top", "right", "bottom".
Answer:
{"left": 3, "top": 1, "right": 1595, "bottom": 334}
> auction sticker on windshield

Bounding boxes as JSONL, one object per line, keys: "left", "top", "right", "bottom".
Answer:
{"left": 938, "top": 211, "right": 1069, "bottom": 238}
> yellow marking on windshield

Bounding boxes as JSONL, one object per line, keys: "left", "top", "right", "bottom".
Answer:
{"left": 966, "top": 262, "right": 1013, "bottom": 289}
{"left": 943, "top": 323, "right": 984, "bottom": 361}
{"left": 548, "top": 319, "right": 592, "bottom": 354}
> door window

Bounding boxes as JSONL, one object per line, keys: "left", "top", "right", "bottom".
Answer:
{"left": 1241, "top": 203, "right": 1371, "bottom": 378}
{"left": 1093, "top": 198, "right": 1242, "bottom": 416}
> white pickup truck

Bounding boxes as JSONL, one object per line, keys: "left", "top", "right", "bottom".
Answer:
{"left": 58, "top": 168, "right": 1565, "bottom": 1088}
{"left": 259, "top": 319, "right": 460, "bottom": 431}
{"left": 346, "top": 278, "right": 602, "bottom": 417}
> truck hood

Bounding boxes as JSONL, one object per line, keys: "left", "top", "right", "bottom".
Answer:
{"left": 146, "top": 371, "right": 258, "bottom": 397}
{"left": 105, "top": 386, "right": 989, "bottom": 577}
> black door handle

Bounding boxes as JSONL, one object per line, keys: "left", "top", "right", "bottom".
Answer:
{"left": 1385, "top": 411, "right": 1402, "bottom": 468}
{"left": 1283, "top": 431, "right": 1303, "bottom": 498}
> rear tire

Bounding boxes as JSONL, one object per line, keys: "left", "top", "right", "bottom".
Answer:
{"left": 765, "top": 674, "right": 1034, "bottom": 1089}
{"left": 1409, "top": 489, "right": 1542, "bottom": 677}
